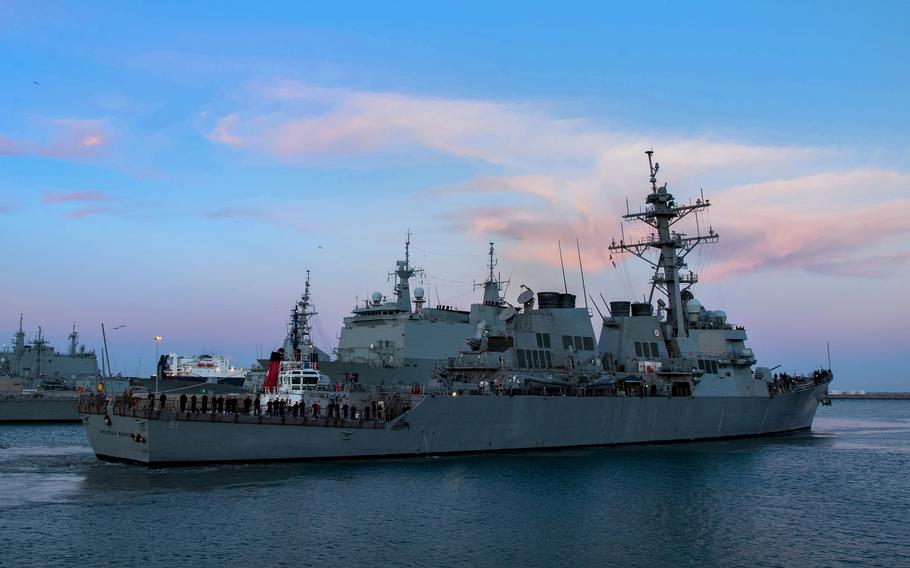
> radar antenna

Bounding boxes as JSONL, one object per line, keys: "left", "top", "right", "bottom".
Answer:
{"left": 609, "top": 150, "right": 718, "bottom": 339}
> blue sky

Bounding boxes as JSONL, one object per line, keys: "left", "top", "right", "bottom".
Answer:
{"left": 1, "top": 1, "right": 908, "bottom": 389}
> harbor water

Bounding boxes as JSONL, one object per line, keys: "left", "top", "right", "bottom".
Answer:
{"left": 1, "top": 401, "right": 908, "bottom": 567}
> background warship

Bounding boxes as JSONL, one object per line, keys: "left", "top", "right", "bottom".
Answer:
{"left": 1, "top": 316, "right": 100, "bottom": 422}
{"left": 79, "top": 151, "right": 832, "bottom": 465}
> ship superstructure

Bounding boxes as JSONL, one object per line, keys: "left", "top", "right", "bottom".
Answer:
{"left": 598, "top": 151, "right": 764, "bottom": 398}
{"left": 1, "top": 315, "right": 98, "bottom": 382}
{"left": 322, "top": 232, "right": 474, "bottom": 385}
{"left": 79, "top": 151, "right": 832, "bottom": 466}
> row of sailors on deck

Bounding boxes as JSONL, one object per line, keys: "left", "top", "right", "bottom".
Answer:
{"left": 141, "top": 392, "right": 387, "bottom": 421}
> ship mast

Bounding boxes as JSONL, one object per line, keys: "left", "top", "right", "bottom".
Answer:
{"left": 609, "top": 150, "right": 718, "bottom": 338}
{"left": 390, "top": 231, "right": 422, "bottom": 312}
{"left": 287, "top": 270, "right": 317, "bottom": 360}
{"left": 477, "top": 241, "right": 503, "bottom": 306}
{"left": 69, "top": 323, "right": 78, "bottom": 356}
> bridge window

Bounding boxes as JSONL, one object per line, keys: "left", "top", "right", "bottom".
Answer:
{"left": 516, "top": 350, "right": 526, "bottom": 368}
{"left": 563, "top": 335, "right": 574, "bottom": 349}
{"left": 635, "top": 342, "right": 643, "bottom": 357}
{"left": 698, "top": 359, "right": 718, "bottom": 374}
{"left": 532, "top": 350, "right": 541, "bottom": 368}
{"left": 583, "top": 337, "right": 595, "bottom": 351}
{"left": 574, "top": 336, "right": 583, "bottom": 351}
{"left": 545, "top": 351, "right": 552, "bottom": 368}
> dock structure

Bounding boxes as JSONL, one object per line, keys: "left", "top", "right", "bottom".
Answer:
{"left": 828, "top": 392, "right": 910, "bottom": 400}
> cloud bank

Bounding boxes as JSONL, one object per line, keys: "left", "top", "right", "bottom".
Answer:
{"left": 204, "top": 80, "right": 909, "bottom": 279}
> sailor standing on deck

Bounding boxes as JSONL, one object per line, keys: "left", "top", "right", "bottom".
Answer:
{"left": 147, "top": 392, "right": 155, "bottom": 415}
{"left": 254, "top": 395, "right": 261, "bottom": 415}
{"left": 179, "top": 393, "right": 188, "bottom": 413}
{"left": 190, "top": 394, "right": 198, "bottom": 413}
{"left": 201, "top": 394, "right": 208, "bottom": 414}
{"left": 159, "top": 392, "right": 167, "bottom": 412}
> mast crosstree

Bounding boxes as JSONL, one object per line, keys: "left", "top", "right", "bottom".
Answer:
{"left": 609, "top": 150, "right": 718, "bottom": 338}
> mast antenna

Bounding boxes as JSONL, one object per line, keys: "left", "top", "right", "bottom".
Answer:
{"left": 646, "top": 148, "right": 659, "bottom": 193}
{"left": 576, "top": 238, "right": 588, "bottom": 310}
{"left": 488, "top": 241, "right": 496, "bottom": 282}
{"left": 558, "top": 240, "right": 568, "bottom": 294}
{"left": 405, "top": 230, "right": 411, "bottom": 267}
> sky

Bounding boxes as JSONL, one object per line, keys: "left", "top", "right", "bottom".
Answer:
{"left": 1, "top": 1, "right": 908, "bottom": 390}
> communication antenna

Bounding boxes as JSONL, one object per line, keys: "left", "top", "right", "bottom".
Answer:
{"left": 589, "top": 295, "right": 604, "bottom": 320}
{"left": 599, "top": 292, "right": 612, "bottom": 317}
{"left": 576, "top": 238, "right": 588, "bottom": 310}
{"left": 558, "top": 240, "right": 568, "bottom": 294}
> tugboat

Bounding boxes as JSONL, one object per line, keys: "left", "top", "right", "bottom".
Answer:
{"left": 259, "top": 270, "right": 342, "bottom": 412}
{"left": 79, "top": 150, "right": 832, "bottom": 465}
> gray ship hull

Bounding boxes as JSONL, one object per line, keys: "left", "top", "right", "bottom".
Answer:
{"left": 0, "top": 395, "right": 80, "bottom": 422}
{"left": 82, "top": 385, "right": 826, "bottom": 465}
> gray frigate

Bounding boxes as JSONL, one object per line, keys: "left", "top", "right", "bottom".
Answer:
{"left": 79, "top": 151, "right": 832, "bottom": 465}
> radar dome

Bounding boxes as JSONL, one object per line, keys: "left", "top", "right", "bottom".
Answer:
{"left": 714, "top": 310, "right": 727, "bottom": 322}
{"left": 414, "top": 287, "right": 425, "bottom": 299}
{"left": 371, "top": 291, "right": 382, "bottom": 303}
{"left": 685, "top": 299, "right": 703, "bottom": 314}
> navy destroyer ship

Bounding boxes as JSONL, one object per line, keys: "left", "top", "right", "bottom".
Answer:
{"left": 1, "top": 316, "right": 100, "bottom": 422}
{"left": 79, "top": 151, "right": 832, "bottom": 465}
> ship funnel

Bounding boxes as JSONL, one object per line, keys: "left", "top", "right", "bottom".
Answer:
{"left": 631, "top": 302, "right": 653, "bottom": 316}
{"left": 609, "top": 301, "right": 631, "bottom": 317}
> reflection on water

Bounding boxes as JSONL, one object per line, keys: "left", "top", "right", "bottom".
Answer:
{"left": 1, "top": 401, "right": 908, "bottom": 567}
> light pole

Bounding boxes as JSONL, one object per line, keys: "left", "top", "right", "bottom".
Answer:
{"left": 154, "top": 336, "right": 162, "bottom": 394}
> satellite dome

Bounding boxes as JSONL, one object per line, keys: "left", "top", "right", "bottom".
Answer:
{"left": 371, "top": 291, "right": 382, "bottom": 303}
{"left": 414, "top": 287, "right": 425, "bottom": 299}
{"left": 685, "top": 299, "right": 703, "bottom": 314}
{"left": 714, "top": 310, "right": 727, "bottom": 322}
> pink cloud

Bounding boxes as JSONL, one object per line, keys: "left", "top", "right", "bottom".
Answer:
{"left": 706, "top": 170, "right": 910, "bottom": 277}
{"left": 207, "top": 114, "right": 242, "bottom": 146}
{"left": 445, "top": 169, "right": 910, "bottom": 279}
{"left": 206, "top": 80, "right": 814, "bottom": 174}
{"left": 0, "top": 118, "right": 109, "bottom": 159}
{"left": 64, "top": 207, "right": 109, "bottom": 219}
{"left": 43, "top": 191, "right": 110, "bottom": 203}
